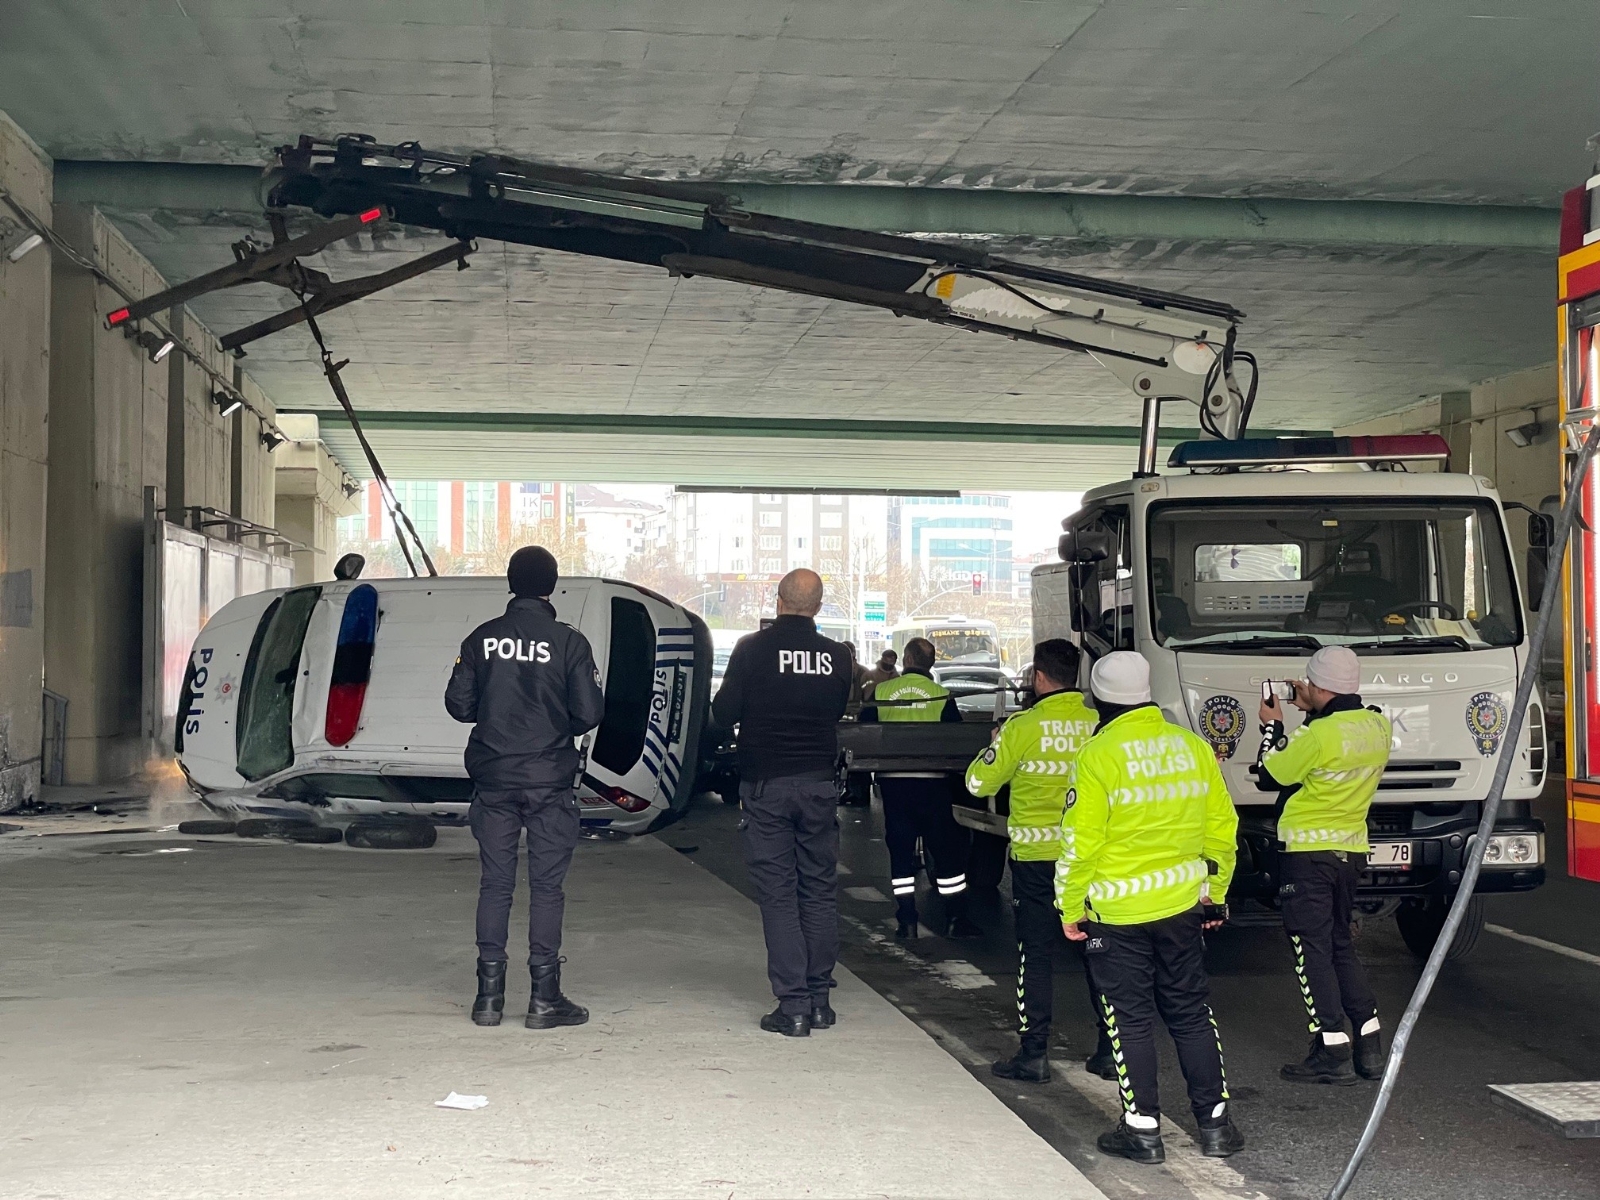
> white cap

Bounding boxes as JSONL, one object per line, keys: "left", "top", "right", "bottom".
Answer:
{"left": 1307, "top": 646, "right": 1361, "bottom": 695}
{"left": 1091, "top": 651, "right": 1152, "bottom": 705}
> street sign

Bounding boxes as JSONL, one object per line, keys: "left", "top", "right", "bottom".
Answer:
{"left": 860, "top": 590, "right": 888, "bottom": 627}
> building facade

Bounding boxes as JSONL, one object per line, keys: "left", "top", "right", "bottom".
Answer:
{"left": 888, "top": 493, "right": 1014, "bottom": 589}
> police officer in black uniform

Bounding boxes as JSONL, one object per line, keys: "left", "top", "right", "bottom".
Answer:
{"left": 712, "top": 568, "right": 853, "bottom": 1036}
{"left": 445, "top": 546, "right": 606, "bottom": 1030}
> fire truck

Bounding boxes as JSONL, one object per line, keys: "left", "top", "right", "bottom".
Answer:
{"left": 1558, "top": 159, "right": 1600, "bottom": 882}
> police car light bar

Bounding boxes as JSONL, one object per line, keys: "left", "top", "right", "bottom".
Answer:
{"left": 1168, "top": 434, "right": 1451, "bottom": 469}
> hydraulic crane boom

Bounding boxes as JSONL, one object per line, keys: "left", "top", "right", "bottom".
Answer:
{"left": 113, "top": 134, "right": 1260, "bottom": 450}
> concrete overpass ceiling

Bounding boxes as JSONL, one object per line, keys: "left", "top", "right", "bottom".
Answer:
{"left": 2, "top": 3, "right": 1594, "bottom": 203}
{"left": 4, "top": 3, "right": 1590, "bottom": 484}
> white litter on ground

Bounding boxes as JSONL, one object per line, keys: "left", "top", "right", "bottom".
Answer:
{"left": 434, "top": 1092, "right": 488, "bottom": 1110}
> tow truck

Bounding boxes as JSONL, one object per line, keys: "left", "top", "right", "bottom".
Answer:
{"left": 123, "top": 136, "right": 1542, "bottom": 951}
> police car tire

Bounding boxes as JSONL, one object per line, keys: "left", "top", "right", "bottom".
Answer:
{"left": 178, "top": 819, "right": 237, "bottom": 835}
{"left": 235, "top": 817, "right": 315, "bottom": 839}
{"left": 344, "top": 820, "right": 438, "bottom": 850}
{"left": 284, "top": 824, "right": 344, "bottom": 845}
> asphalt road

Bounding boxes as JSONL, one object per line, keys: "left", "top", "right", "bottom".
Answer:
{"left": 653, "top": 780, "right": 1600, "bottom": 1200}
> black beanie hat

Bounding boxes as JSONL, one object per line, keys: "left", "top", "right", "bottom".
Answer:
{"left": 508, "top": 545, "right": 559, "bottom": 598}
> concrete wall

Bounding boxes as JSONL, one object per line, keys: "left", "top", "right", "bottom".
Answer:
{"left": 44, "top": 205, "right": 279, "bottom": 785}
{"left": 272, "top": 415, "right": 358, "bottom": 584}
{"left": 0, "top": 113, "right": 51, "bottom": 809}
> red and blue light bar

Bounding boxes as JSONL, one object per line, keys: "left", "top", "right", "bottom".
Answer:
{"left": 325, "top": 584, "right": 378, "bottom": 746}
{"left": 1168, "top": 434, "right": 1451, "bottom": 470}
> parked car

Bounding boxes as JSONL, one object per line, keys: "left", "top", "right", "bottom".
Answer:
{"left": 174, "top": 576, "right": 712, "bottom": 835}
{"left": 931, "top": 663, "right": 1021, "bottom": 718}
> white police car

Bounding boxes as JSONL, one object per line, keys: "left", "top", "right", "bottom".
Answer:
{"left": 174, "top": 576, "right": 711, "bottom": 835}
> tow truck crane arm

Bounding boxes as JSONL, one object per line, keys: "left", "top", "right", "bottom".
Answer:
{"left": 112, "top": 134, "right": 1259, "bottom": 445}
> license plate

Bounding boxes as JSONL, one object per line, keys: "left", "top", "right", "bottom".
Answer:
{"left": 1368, "top": 841, "right": 1413, "bottom": 869}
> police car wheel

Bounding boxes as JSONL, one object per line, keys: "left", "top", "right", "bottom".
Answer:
{"left": 178, "top": 819, "right": 237, "bottom": 835}
{"left": 235, "top": 817, "right": 315, "bottom": 839}
{"left": 344, "top": 819, "right": 438, "bottom": 850}
{"left": 284, "top": 824, "right": 344, "bottom": 845}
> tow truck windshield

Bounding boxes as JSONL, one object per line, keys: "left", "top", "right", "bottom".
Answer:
{"left": 1147, "top": 499, "right": 1522, "bottom": 652}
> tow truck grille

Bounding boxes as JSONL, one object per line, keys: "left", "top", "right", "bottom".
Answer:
{"left": 1376, "top": 759, "right": 1463, "bottom": 791}
{"left": 1368, "top": 808, "right": 1412, "bottom": 836}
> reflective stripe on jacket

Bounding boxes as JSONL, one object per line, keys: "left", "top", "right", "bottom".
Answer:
{"left": 964, "top": 690, "right": 1097, "bottom": 862}
{"left": 1055, "top": 705, "right": 1238, "bottom": 926}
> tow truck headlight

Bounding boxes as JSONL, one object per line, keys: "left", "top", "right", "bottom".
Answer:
{"left": 1476, "top": 833, "right": 1543, "bottom": 867}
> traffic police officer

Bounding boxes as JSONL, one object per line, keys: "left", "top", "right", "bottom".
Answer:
{"left": 965, "top": 639, "right": 1112, "bottom": 1083}
{"left": 445, "top": 546, "right": 606, "bottom": 1030}
{"left": 1257, "top": 645, "right": 1391, "bottom": 1085}
{"left": 1059, "top": 651, "right": 1244, "bottom": 1164}
{"left": 712, "top": 569, "right": 853, "bottom": 1037}
{"left": 865, "top": 637, "right": 979, "bottom": 939}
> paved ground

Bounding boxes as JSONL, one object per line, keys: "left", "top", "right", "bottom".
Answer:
{"left": 0, "top": 824, "right": 1106, "bottom": 1200}
{"left": 655, "top": 781, "right": 1600, "bottom": 1200}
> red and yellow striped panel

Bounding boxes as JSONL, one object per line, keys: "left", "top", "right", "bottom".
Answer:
{"left": 1560, "top": 242, "right": 1600, "bottom": 305}
{"left": 1568, "top": 780, "right": 1600, "bottom": 881}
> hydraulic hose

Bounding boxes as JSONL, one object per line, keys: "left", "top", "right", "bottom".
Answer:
{"left": 1326, "top": 418, "right": 1600, "bottom": 1198}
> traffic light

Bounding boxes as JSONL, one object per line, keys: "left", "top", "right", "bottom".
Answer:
{"left": 972, "top": 572, "right": 984, "bottom": 595}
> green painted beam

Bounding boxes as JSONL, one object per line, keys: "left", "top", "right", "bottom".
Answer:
{"left": 292, "top": 410, "right": 1329, "bottom": 444}
{"left": 55, "top": 161, "right": 1557, "bottom": 251}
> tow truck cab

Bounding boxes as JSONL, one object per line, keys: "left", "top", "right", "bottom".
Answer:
{"left": 1034, "top": 435, "right": 1547, "bottom": 948}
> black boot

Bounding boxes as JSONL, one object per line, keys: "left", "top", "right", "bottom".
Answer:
{"left": 1195, "top": 1112, "right": 1246, "bottom": 1157}
{"left": 1084, "top": 1031, "right": 1118, "bottom": 1080}
{"left": 759, "top": 1007, "right": 811, "bottom": 1037}
{"left": 471, "top": 960, "right": 506, "bottom": 1027}
{"left": 1353, "top": 1020, "right": 1386, "bottom": 1080}
{"left": 943, "top": 914, "right": 983, "bottom": 938}
{"left": 1281, "top": 1029, "right": 1358, "bottom": 1085}
{"left": 810, "top": 1000, "right": 837, "bottom": 1030}
{"left": 991, "top": 1036, "right": 1050, "bottom": 1083}
{"left": 1097, "top": 1117, "right": 1165, "bottom": 1165}
{"left": 526, "top": 960, "right": 589, "bottom": 1030}
{"left": 895, "top": 901, "right": 919, "bottom": 940}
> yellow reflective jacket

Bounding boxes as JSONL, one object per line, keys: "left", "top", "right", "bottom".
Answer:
{"left": 1055, "top": 706, "right": 1238, "bottom": 926}
{"left": 1263, "top": 704, "right": 1392, "bottom": 854}
{"left": 871, "top": 670, "right": 952, "bottom": 722}
{"left": 965, "top": 690, "right": 1098, "bottom": 862}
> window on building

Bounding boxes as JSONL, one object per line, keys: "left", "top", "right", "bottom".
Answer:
{"left": 542, "top": 500, "right": 554, "bottom": 520}
{"left": 794, "top": 536, "right": 807, "bottom": 550}
{"left": 760, "top": 494, "right": 783, "bottom": 503}
{"left": 731, "top": 558, "right": 747, "bottom": 571}
{"left": 820, "top": 535, "right": 843, "bottom": 551}
{"left": 758, "top": 557, "right": 783, "bottom": 572}
{"left": 759, "top": 512, "right": 782, "bottom": 527}
{"left": 759, "top": 535, "right": 781, "bottom": 550}
{"left": 732, "top": 536, "right": 743, "bottom": 549}
{"left": 819, "top": 512, "right": 843, "bottom": 529}
{"left": 819, "top": 558, "right": 843, "bottom": 573}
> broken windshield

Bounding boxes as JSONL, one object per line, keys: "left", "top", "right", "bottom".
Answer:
{"left": 1147, "top": 499, "right": 1521, "bottom": 651}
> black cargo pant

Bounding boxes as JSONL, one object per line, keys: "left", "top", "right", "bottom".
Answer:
{"left": 739, "top": 773, "right": 841, "bottom": 1016}
{"left": 469, "top": 784, "right": 581, "bottom": 967}
{"left": 878, "top": 775, "right": 970, "bottom": 921}
{"left": 1010, "top": 859, "right": 1109, "bottom": 1055}
{"left": 1086, "top": 907, "right": 1229, "bottom": 1123}
{"left": 1279, "top": 850, "right": 1378, "bottom": 1034}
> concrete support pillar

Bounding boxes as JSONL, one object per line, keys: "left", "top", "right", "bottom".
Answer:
{"left": 0, "top": 113, "right": 52, "bottom": 810}
{"left": 272, "top": 415, "right": 359, "bottom": 584}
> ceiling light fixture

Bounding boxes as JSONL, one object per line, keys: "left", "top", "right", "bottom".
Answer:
{"left": 5, "top": 232, "right": 44, "bottom": 262}
{"left": 260, "top": 430, "right": 286, "bottom": 450}
{"left": 213, "top": 390, "right": 243, "bottom": 419}
{"left": 1506, "top": 415, "right": 1543, "bottom": 448}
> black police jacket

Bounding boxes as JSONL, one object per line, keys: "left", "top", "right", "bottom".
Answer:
{"left": 444, "top": 596, "right": 607, "bottom": 790}
{"left": 711, "top": 614, "right": 852, "bottom": 781}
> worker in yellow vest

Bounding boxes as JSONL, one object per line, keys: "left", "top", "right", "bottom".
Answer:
{"left": 1059, "top": 651, "right": 1244, "bottom": 1164}
{"left": 865, "top": 637, "right": 980, "bottom": 939}
{"left": 965, "top": 638, "right": 1113, "bottom": 1083}
{"left": 1257, "top": 645, "right": 1391, "bottom": 1085}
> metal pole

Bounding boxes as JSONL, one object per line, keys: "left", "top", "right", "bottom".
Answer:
{"left": 1136, "top": 395, "right": 1161, "bottom": 477}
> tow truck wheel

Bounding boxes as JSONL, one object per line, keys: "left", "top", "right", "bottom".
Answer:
{"left": 1395, "top": 895, "right": 1486, "bottom": 961}
{"left": 966, "top": 832, "right": 1009, "bottom": 891}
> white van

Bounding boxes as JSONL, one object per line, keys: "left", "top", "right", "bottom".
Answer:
{"left": 174, "top": 576, "right": 711, "bottom": 834}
